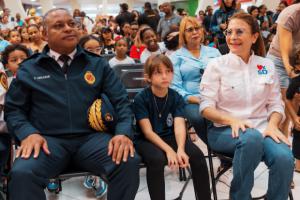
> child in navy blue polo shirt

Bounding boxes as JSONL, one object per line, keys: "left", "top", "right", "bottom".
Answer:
{"left": 133, "top": 54, "right": 210, "bottom": 200}
{"left": 286, "top": 49, "right": 300, "bottom": 173}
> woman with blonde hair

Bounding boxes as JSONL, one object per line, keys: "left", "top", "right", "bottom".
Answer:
{"left": 170, "top": 16, "right": 221, "bottom": 143}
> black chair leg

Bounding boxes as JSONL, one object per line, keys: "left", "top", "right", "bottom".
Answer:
{"left": 289, "top": 190, "right": 293, "bottom": 200}
{"left": 173, "top": 167, "right": 192, "bottom": 200}
{"left": 208, "top": 148, "right": 218, "bottom": 200}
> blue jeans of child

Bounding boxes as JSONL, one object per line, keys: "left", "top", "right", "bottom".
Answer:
{"left": 207, "top": 126, "right": 294, "bottom": 200}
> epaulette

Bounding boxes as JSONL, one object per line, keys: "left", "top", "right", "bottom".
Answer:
{"left": 0, "top": 71, "right": 8, "bottom": 91}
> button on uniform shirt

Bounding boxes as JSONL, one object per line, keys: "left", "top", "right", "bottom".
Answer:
{"left": 199, "top": 52, "right": 284, "bottom": 133}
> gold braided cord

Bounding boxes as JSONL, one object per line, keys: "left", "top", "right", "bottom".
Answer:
{"left": 95, "top": 99, "right": 107, "bottom": 131}
{"left": 89, "top": 100, "right": 103, "bottom": 131}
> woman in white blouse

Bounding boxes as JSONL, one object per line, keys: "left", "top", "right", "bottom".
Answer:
{"left": 200, "top": 12, "right": 293, "bottom": 200}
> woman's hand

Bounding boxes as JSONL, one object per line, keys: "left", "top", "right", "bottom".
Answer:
{"left": 229, "top": 118, "right": 253, "bottom": 138}
{"left": 166, "top": 148, "right": 178, "bottom": 170}
{"left": 263, "top": 124, "right": 291, "bottom": 146}
{"left": 188, "top": 96, "right": 200, "bottom": 104}
{"left": 177, "top": 148, "right": 189, "bottom": 168}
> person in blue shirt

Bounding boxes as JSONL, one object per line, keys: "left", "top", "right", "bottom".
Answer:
{"left": 133, "top": 54, "right": 210, "bottom": 200}
{"left": 210, "top": 0, "right": 238, "bottom": 45}
{"left": 4, "top": 8, "right": 140, "bottom": 200}
{"left": 170, "top": 16, "right": 221, "bottom": 143}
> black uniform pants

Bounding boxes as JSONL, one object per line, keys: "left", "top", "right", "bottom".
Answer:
{"left": 9, "top": 132, "right": 140, "bottom": 200}
{"left": 293, "top": 129, "right": 300, "bottom": 160}
{"left": 136, "top": 136, "right": 211, "bottom": 200}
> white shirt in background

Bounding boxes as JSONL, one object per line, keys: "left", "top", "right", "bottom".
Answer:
{"left": 109, "top": 56, "right": 135, "bottom": 68}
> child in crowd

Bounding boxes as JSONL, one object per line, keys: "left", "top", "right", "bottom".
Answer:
{"left": 286, "top": 48, "right": 300, "bottom": 173}
{"left": 19, "top": 27, "right": 31, "bottom": 48}
{"left": 8, "top": 30, "right": 21, "bottom": 45}
{"left": 139, "top": 27, "right": 166, "bottom": 63}
{"left": 79, "top": 35, "right": 103, "bottom": 55}
{"left": 100, "top": 27, "right": 115, "bottom": 55}
{"left": 133, "top": 54, "right": 211, "bottom": 200}
{"left": 78, "top": 35, "right": 108, "bottom": 199}
{"left": 109, "top": 38, "right": 135, "bottom": 68}
{"left": 2, "top": 44, "right": 30, "bottom": 79}
{"left": 0, "top": 44, "right": 30, "bottom": 187}
{"left": 27, "top": 24, "right": 47, "bottom": 53}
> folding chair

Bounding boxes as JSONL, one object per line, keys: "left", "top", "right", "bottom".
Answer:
{"left": 112, "top": 64, "right": 147, "bottom": 101}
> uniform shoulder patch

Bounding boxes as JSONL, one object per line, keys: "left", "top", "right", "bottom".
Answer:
{"left": 0, "top": 72, "right": 8, "bottom": 90}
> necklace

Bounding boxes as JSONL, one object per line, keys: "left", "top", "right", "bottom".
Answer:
{"left": 153, "top": 92, "right": 168, "bottom": 118}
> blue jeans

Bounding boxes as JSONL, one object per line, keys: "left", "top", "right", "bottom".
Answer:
{"left": 267, "top": 54, "right": 290, "bottom": 89}
{"left": 208, "top": 126, "right": 294, "bottom": 200}
{"left": 184, "top": 104, "right": 207, "bottom": 143}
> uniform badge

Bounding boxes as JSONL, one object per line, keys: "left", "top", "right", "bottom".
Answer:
{"left": 105, "top": 113, "right": 113, "bottom": 122}
{"left": 0, "top": 72, "right": 8, "bottom": 91}
{"left": 84, "top": 71, "right": 96, "bottom": 85}
{"left": 257, "top": 65, "right": 268, "bottom": 75}
{"left": 166, "top": 113, "right": 173, "bottom": 127}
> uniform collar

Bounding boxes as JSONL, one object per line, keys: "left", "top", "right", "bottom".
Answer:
{"left": 36, "top": 45, "right": 87, "bottom": 64}
{"left": 49, "top": 48, "right": 77, "bottom": 62}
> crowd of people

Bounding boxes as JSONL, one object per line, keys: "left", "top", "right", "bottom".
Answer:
{"left": 0, "top": 0, "right": 300, "bottom": 200}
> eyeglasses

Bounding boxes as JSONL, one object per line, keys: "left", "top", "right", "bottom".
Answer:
{"left": 185, "top": 26, "right": 201, "bottom": 33}
{"left": 223, "top": 28, "right": 249, "bottom": 37}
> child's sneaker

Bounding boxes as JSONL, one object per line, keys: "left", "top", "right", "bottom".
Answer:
{"left": 83, "top": 176, "right": 96, "bottom": 189}
{"left": 95, "top": 179, "right": 107, "bottom": 198}
{"left": 47, "top": 179, "right": 59, "bottom": 193}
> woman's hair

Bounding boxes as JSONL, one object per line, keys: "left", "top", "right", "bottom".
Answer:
{"left": 144, "top": 54, "right": 173, "bottom": 81}
{"left": 78, "top": 34, "right": 102, "bottom": 48}
{"left": 229, "top": 12, "right": 266, "bottom": 57}
{"left": 134, "top": 24, "right": 150, "bottom": 48}
{"left": 2, "top": 44, "right": 31, "bottom": 65}
{"left": 220, "top": 0, "right": 236, "bottom": 11}
{"left": 248, "top": 5, "right": 258, "bottom": 15}
{"left": 115, "top": 38, "right": 128, "bottom": 47}
{"left": 27, "top": 23, "right": 40, "bottom": 30}
{"left": 8, "top": 29, "right": 20, "bottom": 39}
{"left": 139, "top": 27, "right": 154, "bottom": 42}
{"left": 178, "top": 16, "right": 203, "bottom": 47}
{"left": 279, "top": 1, "right": 289, "bottom": 7}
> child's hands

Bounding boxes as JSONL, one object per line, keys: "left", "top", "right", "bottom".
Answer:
{"left": 177, "top": 148, "right": 189, "bottom": 168}
{"left": 166, "top": 149, "right": 178, "bottom": 170}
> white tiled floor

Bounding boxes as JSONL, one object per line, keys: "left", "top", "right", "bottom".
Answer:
{"left": 45, "top": 138, "right": 300, "bottom": 200}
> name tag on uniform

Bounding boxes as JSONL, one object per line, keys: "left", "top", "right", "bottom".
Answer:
{"left": 34, "top": 75, "right": 51, "bottom": 80}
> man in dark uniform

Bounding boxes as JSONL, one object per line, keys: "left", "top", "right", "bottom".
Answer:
{"left": 4, "top": 8, "right": 140, "bottom": 200}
